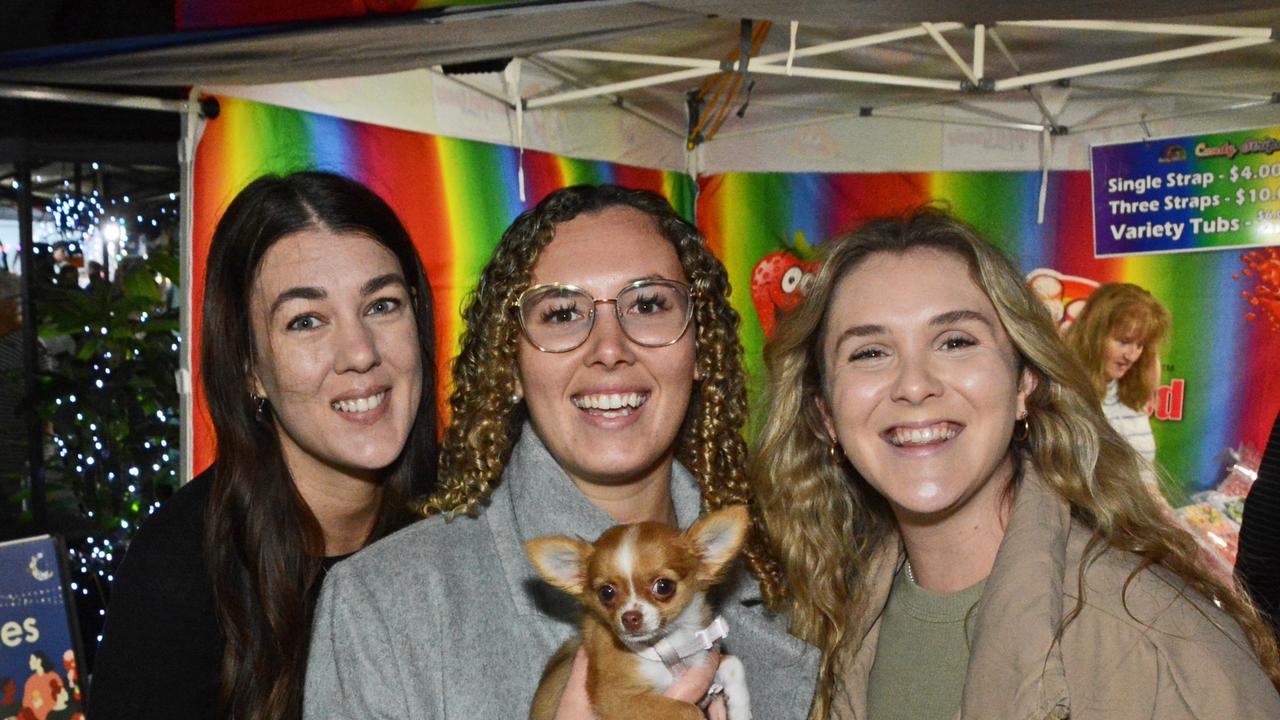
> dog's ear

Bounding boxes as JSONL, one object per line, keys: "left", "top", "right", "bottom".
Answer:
{"left": 525, "top": 536, "right": 593, "bottom": 595}
{"left": 685, "top": 505, "right": 749, "bottom": 582}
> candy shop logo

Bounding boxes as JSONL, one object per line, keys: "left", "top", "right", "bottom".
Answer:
{"left": 1240, "top": 136, "right": 1280, "bottom": 156}
{"left": 1151, "top": 379, "right": 1185, "bottom": 422}
{"left": 1026, "top": 268, "right": 1099, "bottom": 332}
{"left": 1157, "top": 144, "right": 1187, "bottom": 163}
{"left": 1195, "top": 141, "right": 1238, "bottom": 160}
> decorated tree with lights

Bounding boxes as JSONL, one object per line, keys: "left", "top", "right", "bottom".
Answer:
{"left": 22, "top": 187, "right": 182, "bottom": 654}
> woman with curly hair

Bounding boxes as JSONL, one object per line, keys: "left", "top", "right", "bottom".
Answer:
{"left": 752, "top": 208, "right": 1280, "bottom": 719}
{"left": 305, "top": 185, "right": 818, "bottom": 719}
{"left": 1065, "top": 283, "right": 1171, "bottom": 468}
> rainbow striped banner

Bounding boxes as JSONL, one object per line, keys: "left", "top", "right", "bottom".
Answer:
{"left": 698, "top": 171, "right": 1280, "bottom": 499}
{"left": 192, "top": 96, "right": 1280, "bottom": 499}
{"left": 191, "top": 96, "right": 693, "bottom": 473}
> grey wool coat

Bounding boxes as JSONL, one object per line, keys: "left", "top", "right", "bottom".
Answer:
{"left": 304, "top": 426, "right": 820, "bottom": 719}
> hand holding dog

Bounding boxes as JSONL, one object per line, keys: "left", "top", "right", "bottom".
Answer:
{"left": 553, "top": 647, "right": 728, "bottom": 720}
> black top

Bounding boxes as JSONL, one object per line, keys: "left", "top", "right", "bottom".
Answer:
{"left": 1238, "top": 409, "right": 1280, "bottom": 633}
{"left": 87, "top": 470, "right": 220, "bottom": 720}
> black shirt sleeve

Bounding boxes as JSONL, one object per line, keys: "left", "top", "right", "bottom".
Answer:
{"left": 1238, "top": 409, "right": 1280, "bottom": 633}
{"left": 86, "top": 472, "right": 221, "bottom": 720}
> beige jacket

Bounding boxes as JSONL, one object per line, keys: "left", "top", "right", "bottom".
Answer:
{"left": 832, "top": 469, "right": 1280, "bottom": 720}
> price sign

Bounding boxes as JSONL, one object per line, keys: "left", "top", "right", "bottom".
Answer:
{"left": 1091, "top": 127, "right": 1280, "bottom": 257}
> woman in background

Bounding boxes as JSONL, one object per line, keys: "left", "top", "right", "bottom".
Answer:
{"left": 752, "top": 209, "right": 1280, "bottom": 719}
{"left": 90, "top": 171, "right": 438, "bottom": 720}
{"left": 1065, "top": 282, "right": 1171, "bottom": 467}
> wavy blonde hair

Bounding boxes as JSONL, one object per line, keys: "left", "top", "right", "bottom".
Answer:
{"left": 1065, "top": 282, "right": 1172, "bottom": 411}
{"left": 752, "top": 208, "right": 1280, "bottom": 717}
{"left": 416, "top": 184, "right": 783, "bottom": 598}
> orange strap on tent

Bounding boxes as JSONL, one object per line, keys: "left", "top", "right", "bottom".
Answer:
{"left": 687, "top": 20, "right": 771, "bottom": 150}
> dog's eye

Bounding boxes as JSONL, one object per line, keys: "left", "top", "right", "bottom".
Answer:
{"left": 651, "top": 578, "right": 676, "bottom": 599}
{"left": 597, "top": 585, "right": 617, "bottom": 604}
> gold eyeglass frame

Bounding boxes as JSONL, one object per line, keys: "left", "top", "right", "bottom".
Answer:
{"left": 511, "top": 278, "right": 697, "bottom": 353}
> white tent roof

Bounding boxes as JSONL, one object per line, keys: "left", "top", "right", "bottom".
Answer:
{"left": 4, "top": 1, "right": 1279, "bottom": 172}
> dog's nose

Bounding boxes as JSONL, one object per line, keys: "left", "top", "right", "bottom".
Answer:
{"left": 621, "top": 610, "right": 644, "bottom": 632}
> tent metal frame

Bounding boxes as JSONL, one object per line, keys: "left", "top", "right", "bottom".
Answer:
{"left": 520, "top": 19, "right": 1276, "bottom": 136}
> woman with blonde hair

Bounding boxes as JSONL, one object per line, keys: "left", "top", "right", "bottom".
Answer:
{"left": 1065, "top": 283, "right": 1171, "bottom": 465}
{"left": 752, "top": 208, "right": 1280, "bottom": 719}
{"left": 305, "top": 184, "right": 818, "bottom": 719}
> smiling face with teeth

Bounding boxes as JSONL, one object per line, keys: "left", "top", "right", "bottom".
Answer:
{"left": 515, "top": 207, "right": 697, "bottom": 495}
{"left": 249, "top": 228, "right": 423, "bottom": 485}
{"left": 819, "top": 248, "right": 1036, "bottom": 527}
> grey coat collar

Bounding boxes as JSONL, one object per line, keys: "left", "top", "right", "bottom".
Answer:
{"left": 486, "top": 425, "right": 702, "bottom": 624}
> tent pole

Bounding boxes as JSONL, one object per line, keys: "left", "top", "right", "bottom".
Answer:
{"left": 523, "top": 57, "right": 685, "bottom": 138}
{"left": 714, "top": 109, "right": 1043, "bottom": 143}
{"left": 543, "top": 49, "right": 715, "bottom": 69}
{"left": 1071, "top": 82, "right": 1273, "bottom": 102}
{"left": 748, "top": 64, "right": 961, "bottom": 91}
{"left": 986, "top": 28, "right": 1022, "bottom": 72}
{"left": 525, "top": 67, "right": 715, "bottom": 109}
{"left": 1072, "top": 98, "right": 1275, "bottom": 134}
{"left": 429, "top": 68, "right": 515, "bottom": 109}
{"left": 948, "top": 100, "right": 1045, "bottom": 126}
{"left": 0, "top": 83, "right": 207, "bottom": 115}
{"left": 871, "top": 111, "right": 1042, "bottom": 132}
{"left": 999, "top": 20, "right": 1273, "bottom": 39}
{"left": 531, "top": 23, "right": 967, "bottom": 109}
{"left": 994, "top": 37, "right": 1272, "bottom": 91}
{"left": 984, "top": 29, "right": 1061, "bottom": 128}
{"left": 545, "top": 23, "right": 965, "bottom": 70}
{"left": 974, "top": 24, "right": 986, "bottom": 82}
{"left": 923, "top": 22, "right": 978, "bottom": 85}
{"left": 763, "top": 23, "right": 963, "bottom": 62}
{"left": 15, "top": 163, "right": 46, "bottom": 532}
{"left": 177, "top": 89, "right": 208, "bottom": 486}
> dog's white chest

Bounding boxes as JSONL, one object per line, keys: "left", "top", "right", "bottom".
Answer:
{"left": 633, "top": 646, "right": 711, "bottom": 692}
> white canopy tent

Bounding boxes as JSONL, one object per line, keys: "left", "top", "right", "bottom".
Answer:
{"left": 2, "top": 1, "right": 1279, "bottom": 175}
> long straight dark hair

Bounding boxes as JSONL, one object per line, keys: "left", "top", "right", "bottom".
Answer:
{"left": 201, "top": 171, "right": 437, "bottom": 720}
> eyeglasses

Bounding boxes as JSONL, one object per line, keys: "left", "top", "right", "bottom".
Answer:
{"left": 513, "top": 279, "right": 696, "bottom": 353}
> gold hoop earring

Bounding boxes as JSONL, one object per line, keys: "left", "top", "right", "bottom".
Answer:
{"left": 1012, "top": 414, "right": 1030, "bottom": 443}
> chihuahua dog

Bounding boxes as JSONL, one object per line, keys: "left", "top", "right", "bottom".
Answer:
{"left": 525, "top": 505, "right": 752, "bottom": 720}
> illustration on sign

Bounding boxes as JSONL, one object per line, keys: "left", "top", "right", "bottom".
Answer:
{"left": 750, "top": 230, "right": 820, "bottom": 339}
{"left": 0, "top": 536, "right": 85, "bottom": 720}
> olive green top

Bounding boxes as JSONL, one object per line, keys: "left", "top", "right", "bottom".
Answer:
{"left": 866, "top": 565, "right": 985, "bottom": 720}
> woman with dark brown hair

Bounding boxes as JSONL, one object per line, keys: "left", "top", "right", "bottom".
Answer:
{"left": 89, "top": 171, "right": 438, "bottom": 720}
{"left": 304, "top": 184, "right": 819, "bottom": 719}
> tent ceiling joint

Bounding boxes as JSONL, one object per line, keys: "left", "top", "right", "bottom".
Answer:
{"left": 512, "top": 16, "right": 1276, "bottom": 143}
